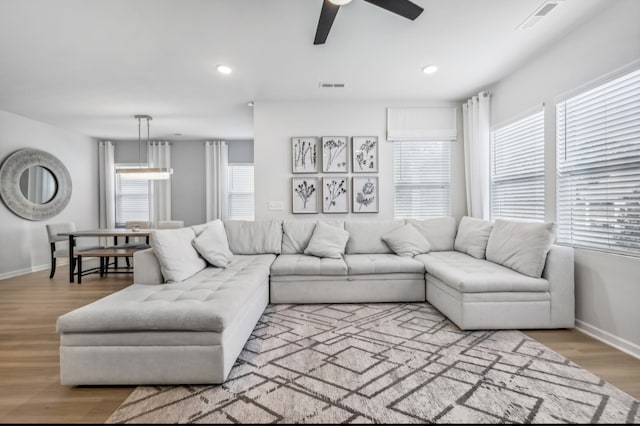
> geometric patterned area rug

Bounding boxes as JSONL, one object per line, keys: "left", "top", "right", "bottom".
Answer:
{"left": 107, "top": 303, "right": 639, "bottom": 424}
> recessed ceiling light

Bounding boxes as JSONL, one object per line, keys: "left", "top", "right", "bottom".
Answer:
{"left": 422, "top": 64, "right": 438, "bottom": 75}
{"left": 247, "top": 101, "right": 254, "bottom": 107}
{"left": 329, "top": 0, "right": 352, "bottom": 5}
{"left": 216, "top": 64, "right": 232, "bottom": 75}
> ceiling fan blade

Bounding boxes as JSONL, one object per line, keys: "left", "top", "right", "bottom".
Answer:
{"left": 363, "top": 0, "right": 423, "bottom": 20}
{"left": 314, "top": 0, "right": 340, "bottom": 45}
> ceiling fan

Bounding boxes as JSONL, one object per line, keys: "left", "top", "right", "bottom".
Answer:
{"left": 314, "top": 0, "right": 424, "bottom": 45}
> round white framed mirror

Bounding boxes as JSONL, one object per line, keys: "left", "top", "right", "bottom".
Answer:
{"left": 0, "top": 148, "right": 72, "bottom": 220}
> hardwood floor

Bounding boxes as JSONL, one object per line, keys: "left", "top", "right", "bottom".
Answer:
{"left": 1, "top": 269, "right": 638, "bottom": 423}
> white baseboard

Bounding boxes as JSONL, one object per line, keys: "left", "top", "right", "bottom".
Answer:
{"left": 575, "top": 319, "right": 640, "bottom": 360}
{"left": 0, "top": 258, "right": 99, "bottom": 281}
{"left": 0, "top": 262, "right": 56, "bottom": 280}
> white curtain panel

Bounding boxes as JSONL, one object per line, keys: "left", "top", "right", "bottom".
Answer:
{"left": 205, "top": 141, "right": 229, "bottom": 221}
{"left": 462, "top": 92, "right": 491, "bottom": 219}
{"left": 98, "top": 141, "right": 115, "bottom": 231}
{"left": 148, "top": 141, "right": 172, "bottom": 226}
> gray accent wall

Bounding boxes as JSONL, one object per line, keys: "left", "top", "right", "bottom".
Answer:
{"left": 489, "top": 0, "right": 640, "bottom": 353}
{"left": 112, "top": 139, "right": 253, "bottom": 226}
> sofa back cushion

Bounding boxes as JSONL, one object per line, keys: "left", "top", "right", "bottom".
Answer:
{"left": 406, "top": 217, "right": 457, "bottom": 251}
{"left": 150, "top": 227, "right": 206, "bottom": 283}
{"left": 223, "top": 220, "right": 283, "bottom": 255}
{"left": 281, "top": 220, "right": 344, "bottom": 254}
{"left": 345, "top": 220, "right": 404, "bottom": 254}
{"left": 454, "top": 216, "right": 494, "bottom": 259}
{"left": 485, "top": 219, "right": 556, "bottom": 278}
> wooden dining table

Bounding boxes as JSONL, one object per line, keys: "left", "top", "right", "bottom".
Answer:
{"left": 58, "top": 229, "right": 152, "bottom": 283}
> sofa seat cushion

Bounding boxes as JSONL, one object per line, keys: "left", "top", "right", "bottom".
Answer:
{"left": 270, "top": 254, "right": 348, "bottom": 276}
{"left": 57, "top": 254, "right": 275, "bottom": 334}
{"left": 415, "top": 251, "right": 549, "bottom": 293}
{"left": 344, "top": 254, "right": 425, "bottom": 275}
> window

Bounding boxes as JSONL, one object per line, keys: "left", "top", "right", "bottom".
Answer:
{"left": 227, "top": 164, "right": 255, "bottom": 220}
{"left": 490, "top": 110, "right": 545, "bottom": 221}
{"left": 557, "top": 67, "right": 640, "bottom": 256}
{"left": 394, "top": 141, "right": 450, "bottom": 219}
{"left": 114, "top": 164, "right": 150, "bottom": 227}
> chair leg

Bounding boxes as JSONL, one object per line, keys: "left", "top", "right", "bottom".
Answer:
{"left": 77, "top": 255, "right": 82, "bottom": 285}
{"left": 49, "top": 242, "right": 56, "bottom": 279}
{"left": 100, "top": 257, "right": 105, "bottom": 277}
{"left": 50, "top": 257, "right": 56, "bottom": 279}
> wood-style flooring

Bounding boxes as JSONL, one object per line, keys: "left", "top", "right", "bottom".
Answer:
{"left": 1, "top": 269, "right": 638, "bottom": 423}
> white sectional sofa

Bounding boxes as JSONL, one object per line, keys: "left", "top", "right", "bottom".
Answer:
{"left": 56, "top": 216, "right": 574, "bottom": 385}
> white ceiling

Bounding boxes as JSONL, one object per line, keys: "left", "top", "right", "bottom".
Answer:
{"left": 0, "top": 0, "right": 611, "bottom": 140}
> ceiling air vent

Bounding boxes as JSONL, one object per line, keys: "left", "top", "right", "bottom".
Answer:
{"left": 516, "top": 0, "right": 564, "bottom": 30}
{"left": 319, "top": 82, "right": 346, "bottom": 88}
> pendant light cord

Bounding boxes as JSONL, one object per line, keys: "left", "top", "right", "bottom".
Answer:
{"left": 138, "top": 116, "right": 142, "bottom": 168}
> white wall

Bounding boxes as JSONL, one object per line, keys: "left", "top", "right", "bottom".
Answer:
{"left": 0, "top": 110, "right": 99, "bottom": 279}
{"left": 253, "top": 100, "right": 466, "bottom": 221}
{"left": 489, "top": 0, "right": 640, "bottom": 352}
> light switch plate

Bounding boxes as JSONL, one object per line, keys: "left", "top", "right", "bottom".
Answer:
{"left": 268, "top": 201, "right": 284, "bottom": 211}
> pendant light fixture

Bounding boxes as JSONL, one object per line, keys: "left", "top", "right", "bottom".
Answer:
{"left": 115, "top": 115, "right": 173, "bottom": 180}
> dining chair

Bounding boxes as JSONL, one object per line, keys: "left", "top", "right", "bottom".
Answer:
{"left": 46, "top": 223, "right": 102, "bottom": 279}
{"left": 157, "top": 220, "right": 184, "bottom": 229}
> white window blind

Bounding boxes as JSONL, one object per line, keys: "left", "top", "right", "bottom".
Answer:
{"left": 490, "top": 110, "right": 545, "bottom": 221}
{"left": 557, "top": 67, "right": 640, "bottom": 256}
{"left": 228, "top": 164, "right": 255, "bottom": 220}
{"left": 115, "top": 165, "right": 150, "bottom": 227}
{"left": 394, "top": 141, "right": 450, "bottom": 219}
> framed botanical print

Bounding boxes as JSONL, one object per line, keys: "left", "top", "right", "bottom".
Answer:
{"left": 292, "top": 177, "right": 319, "bottom": 214}
{"left": 292, "top": 137, "right": 320, "bottom": 173}
{"left": 352, "top": 176, "right": 379, "bottom": 213}
{"left": 352, "top": 136, "right": 378, "bottom": 172}
{"left": 322, "top": 136, "right": 348, "bottom": 172}
{"left": 322, "top": 176, "right": 348, "bottom": 213}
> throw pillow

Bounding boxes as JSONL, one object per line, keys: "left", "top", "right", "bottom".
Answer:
{"left": 381, "top": 224, "right": 431, "bottom": 257}
{"left": 454, "top": 216, "right": 494, "bottom": 259}
{"left": 192, "top": 220, "right": 234, "bottom": 268}
{"left": 485, "top": 219, "right": 557, "bottom": 278}
{"left": 150, "top": 227, "right": 206, "bottom": 282}
{"left": 304, "top": 222, "right": 350, "bottom": 259}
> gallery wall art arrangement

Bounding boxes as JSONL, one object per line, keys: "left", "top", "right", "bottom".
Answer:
{"left": 291, "top": 136, "right": 378, "bottom": 214}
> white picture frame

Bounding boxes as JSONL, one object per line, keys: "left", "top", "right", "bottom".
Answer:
{"left": 292, "top": 177, "right": 319, "bottom": 214}
{"left": 292, "top": 137, "right": 320, "bottom": 173}
{"left": 322, "top": 136, "right": 348, "bottom": 173}
{"left": 352, "top": 136, "right": 378, "bottom": 173}
{"left": 352, "top": 176, "right": 379, "bottom": 213}
{"left": 322, "top": 176, "right": 348, "bottom": 213}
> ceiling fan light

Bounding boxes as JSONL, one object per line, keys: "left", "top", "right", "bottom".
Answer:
{"left": 329, "top": 0, "right": 352, "bottom": 5}
{"left": 422, "top": 64, "right": 439, "bottom": 75}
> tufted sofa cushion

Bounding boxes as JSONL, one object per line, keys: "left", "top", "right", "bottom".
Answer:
{"left": 56, "top": 255, "right": 275, "bottom": 333}
{"left": 415, "top": 251, "right": 549, "bottom": 293}
{"left": 344, "top": 254, "right": 425, "bottom": 275}
{"left": 270, "top": 254, "right": 347, "bottom": 276}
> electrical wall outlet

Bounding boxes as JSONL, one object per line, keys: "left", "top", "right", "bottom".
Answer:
{"left": 268, "top": 201, "right": 284, "bottom": 211}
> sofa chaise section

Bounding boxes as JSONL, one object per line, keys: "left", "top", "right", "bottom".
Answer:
{"left": 57, "top": 254, "right": 274, "bottom": 385}
{"left": 416, "top": 244, "right": 574, "bottom": 330}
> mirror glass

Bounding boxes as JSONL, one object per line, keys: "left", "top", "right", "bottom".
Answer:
{"left": 19, "top": 166, "right": 58, "bottom": 204}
